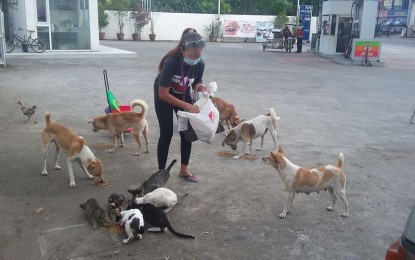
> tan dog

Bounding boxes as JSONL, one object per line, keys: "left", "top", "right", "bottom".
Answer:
{"left": 90, "top": 99, "right": 149, "bottom": 156}
{"left": 212, "top": 96, "right": 244, "bottom": 131}
{"left": 42, "top": 112, "right": 104, "bottom": 188}
{"left": 262, "top": 146, "right": 349, "bottom": 218}
{"left": 222, "top": 108, "right": 279, "bottom": 159}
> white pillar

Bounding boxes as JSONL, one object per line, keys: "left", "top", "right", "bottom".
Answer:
{"left": 360, "top": 0, "right": 377, "bottom": 39}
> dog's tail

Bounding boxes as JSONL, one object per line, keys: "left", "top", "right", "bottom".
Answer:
{"left": 269, "top": 108, "right": 280, "bottom": 130}
{"left": 45, "top": 112, "right": 51, "bottom": 125}
{"left": 130, "top": 99, "right": 148, "bottom": 118}
{"left": 336, "top": 153, "right": 344, "bottom": 169}
{"left": 166, "top": 159, "right": 177, "bottom": 172}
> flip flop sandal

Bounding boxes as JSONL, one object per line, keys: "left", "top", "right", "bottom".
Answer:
{"left": 178, "top": 175, "right": 199, "bottom": 183}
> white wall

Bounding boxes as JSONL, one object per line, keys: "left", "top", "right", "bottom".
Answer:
{"left": 8, "top": 1, "right": 28, "bottom": 36}
{"left": 322, "top": 1, "right": 354, "bottom": 15}
{"left": 102, "top": 12, "right": 317, "bottom": 42}
{"left": 319, "top": 35, "right": 337, "bottom": 55}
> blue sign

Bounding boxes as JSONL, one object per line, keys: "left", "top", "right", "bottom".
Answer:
{"left": 300, "top": 5, "right": 312, "bottom": 41}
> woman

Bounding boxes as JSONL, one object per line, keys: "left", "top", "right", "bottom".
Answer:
{"left": 153, "top": 28, "right": 206, "bottom": 183}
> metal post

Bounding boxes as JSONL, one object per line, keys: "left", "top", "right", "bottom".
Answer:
{"left": 297, "top": 0, "right": 300, "bottom": 24}
{"left": 407, "top": 0, "right": 413, "bottom": 37}
{"left": 218, "top": 0, "right": 220, "bottom": 16}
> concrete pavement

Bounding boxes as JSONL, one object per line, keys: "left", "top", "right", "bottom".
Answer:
{"left": 1, "top": 38, "right": 415, "bottom": 260}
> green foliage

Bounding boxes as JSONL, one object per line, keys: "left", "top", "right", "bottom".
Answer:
{"left": 204, "top": 18, "right": 222, "bottom": 37}
{"left": 124, "top": 0, "right": 315, "bottom": 16}
{"left": 130, "top": 4, "right": 151, "bottom": 34}
{"left": 98, "top": 2, "right": 109, "bottom": 32}
{"left": 275, "top": 12, "right": 289, "bottom": 29}
{"left": 108, "top": 0, "right": 131, "bottom": 34}
{"left": 153, "top": 0, "right": 231, "bottom": 14}
{"left": 109, "top": 0, "right": 131, "bottom": 11}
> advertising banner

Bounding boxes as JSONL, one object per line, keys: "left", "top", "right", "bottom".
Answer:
{"left": 351, "top": 40, "right": 381, "bottom": 61}
{"left": 299, "top": 5, "right": 313, "bottom": 41}
{"left": 223, "top": 20, "right": 257, "bottom": 38}
{"left": 256, "top": 22, "right": 274, "bottom": 42}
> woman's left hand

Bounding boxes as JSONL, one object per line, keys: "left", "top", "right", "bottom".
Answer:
{"left": 195, "top": 83, "right": 205, "bottom": 92}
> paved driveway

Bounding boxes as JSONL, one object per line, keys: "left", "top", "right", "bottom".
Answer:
{"left": 0, "top": 38, "right": 415, "bottom": 260}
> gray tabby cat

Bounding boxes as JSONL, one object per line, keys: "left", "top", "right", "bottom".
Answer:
{"left": 80, "top": 198, "right": 111, "bottom": 229}
{"left": 127, "top": 159, "right": 177, "bottom": 198}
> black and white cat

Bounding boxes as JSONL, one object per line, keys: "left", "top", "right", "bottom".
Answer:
{"left": 127, "top": 201, "right": 195, "bottom": 239}
{"left": 115, "top": 208, "right": 145, "bottom": 244}
{"left": 128, "top": 159, "right": 177, "bottom": 198}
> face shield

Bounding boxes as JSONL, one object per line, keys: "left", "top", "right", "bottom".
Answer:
{"left": 183, "top": 38, "right": 206, "bottom": 51}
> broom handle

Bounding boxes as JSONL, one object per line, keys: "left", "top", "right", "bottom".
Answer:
{"left": 103, "top": 69, "right": 110, "bottom": 91}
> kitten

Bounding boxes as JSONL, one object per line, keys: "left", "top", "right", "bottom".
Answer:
{"left": 115, "top": 209, "right": 145, "bottom": 244}
{"left": 108, "top": 192, "right": 125, "bottom": 219}
{"left": 80, "top": 198, "right": 111, "bottom": 229}
{"left": 127, "top": 201, "right": 195, "bottom": 239}
{"left": 134, "top": 188, "right": 177, "bottom": 213}
{"left": 128, "top": 159, "right": 177, "bottom": 198}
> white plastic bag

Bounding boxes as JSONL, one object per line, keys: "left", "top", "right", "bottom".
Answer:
{"left": 178, "top": 82, "right": 220, "bottom": 144}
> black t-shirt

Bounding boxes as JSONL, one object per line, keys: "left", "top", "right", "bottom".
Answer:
{"left": 154, "top": 56, "right": 205, "bottom": 100}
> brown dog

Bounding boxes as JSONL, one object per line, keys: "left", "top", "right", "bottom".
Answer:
{"left": 90, "top": 99, "right": 149, "bottom": 156}
{"left": 212, "top": 96, "right": 243, "bottom": 131}
{"left": 42, "top": 112, "right": 104, "bottom": 188}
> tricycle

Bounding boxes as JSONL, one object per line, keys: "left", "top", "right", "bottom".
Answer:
{"left": 262, "top": 23, "right": 297, "bottom": 52}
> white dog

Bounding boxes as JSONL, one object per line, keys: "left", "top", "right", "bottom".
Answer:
{"left": 134, "top": 188, "right": 177, "bottom": 213}
{"left": 262, "top": 145, "right": 349, "bottom": 218}
{"left": 222, "top": 108, "right": 279, "bottom": 159}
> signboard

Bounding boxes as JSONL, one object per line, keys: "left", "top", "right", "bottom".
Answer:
{"left": 351, "top": 39, "right": 381, "bottom": 61}
{"left": 256, "top": 22, "right": 274, "bottom": 42}
{"left": 299, "top": 5, "right": 312, "bottom": 41}
{"left": 223, "top": 20, "right": 257, "bottom": 38}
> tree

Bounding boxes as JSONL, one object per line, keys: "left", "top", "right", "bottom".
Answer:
{"left": 98, "top": 2, "right": 109, "bottom": 33}
{"left": 130, "top": 4, "right": 151, "bottom": 35}
{"left": 275, "top": 12, "right": 290, "bottom": 29}
{"left": 109, "top": 0, "right": 131, "bottom": 34}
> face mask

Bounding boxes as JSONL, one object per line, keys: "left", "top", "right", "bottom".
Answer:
{"left": 183, "top": 56, "right": 201, "bottom": 66}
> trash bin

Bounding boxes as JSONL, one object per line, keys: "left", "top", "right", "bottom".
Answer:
{"left": 22, "top": 43, "right": 28, "bottom": 52}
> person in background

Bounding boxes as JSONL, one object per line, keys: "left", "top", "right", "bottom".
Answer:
{"left": 282, "top": 25, "right": 293, "bottom": 52}
{"left": 153, "top": 28, "right": 206, "bottom": 183}
{"left": 296, "top": 25, "right": 304, "bottom": 53}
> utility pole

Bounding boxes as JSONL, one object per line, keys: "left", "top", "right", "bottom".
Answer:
{"left": 407, "top": 0, "right": 413, "bottom": 37}
{"left": 218, "top": 0, "right": 221, "bottom": 16}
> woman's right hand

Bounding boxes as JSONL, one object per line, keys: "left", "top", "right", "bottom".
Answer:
{"left": 185, "top": 103, "right": 199, "bottom": 113}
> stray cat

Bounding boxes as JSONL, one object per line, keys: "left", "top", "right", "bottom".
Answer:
{"left": 128, "top": 159, "right": 177, "bottom": 198}
{"left": 134, "top": 188, "right": 177, "bottom": 213}
{"left": 115, "top": 208, "right": 145, "bottom": 244}
{"left": 127, "top": 201, "right": 195, "bottom": 239}
{"left": 108, "top": 192, "right": 125, "bottom": 220}
{"left": 80, "top": 198, "right": 111, "bottom": 229}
